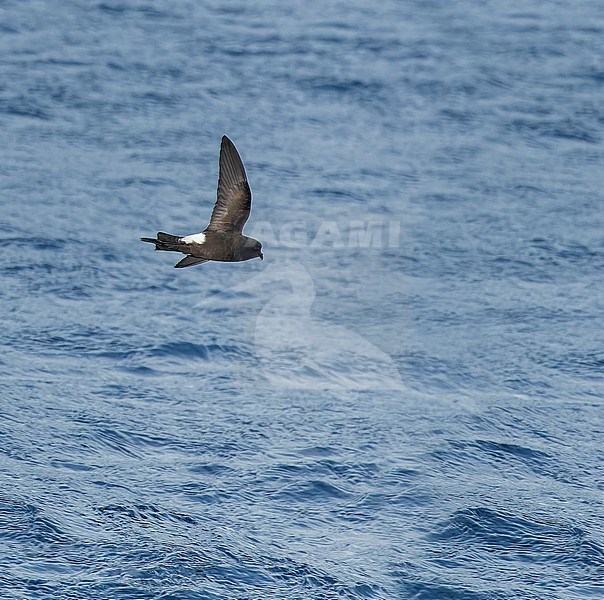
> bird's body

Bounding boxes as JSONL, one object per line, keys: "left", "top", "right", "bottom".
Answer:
{"left": 142, "top": 136, "right": 263, "bottom": 268}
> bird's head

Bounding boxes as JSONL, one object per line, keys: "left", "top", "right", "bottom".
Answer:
{"left": 243, "top": 237, "right": 263, "bottom": 261}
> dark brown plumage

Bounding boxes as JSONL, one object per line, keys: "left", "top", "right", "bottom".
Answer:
{"left": 141, "top": 136, "right": 263, "bottom": 268}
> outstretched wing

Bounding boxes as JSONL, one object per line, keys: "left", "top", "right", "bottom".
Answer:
{"left": 205, "top": 136, "right": 252, "bottom": 233}
{"left": 174, "top": 256, "right": 209, "bottom": 268}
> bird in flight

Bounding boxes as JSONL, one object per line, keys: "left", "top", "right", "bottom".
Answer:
{"left": 141, "top": 136, "right": 263, "bottom": 268}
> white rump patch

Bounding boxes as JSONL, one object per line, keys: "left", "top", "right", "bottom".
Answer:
{"left": 182, "top": 232, "right": 206, "bottom": 244}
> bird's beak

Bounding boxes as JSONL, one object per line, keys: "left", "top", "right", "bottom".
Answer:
{"left": 259, "top": 252, "right": 264, "bottom": 260}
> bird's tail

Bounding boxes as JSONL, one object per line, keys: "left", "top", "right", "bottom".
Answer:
{"left": 141, "top": 232, "right": 186, "bottom": 252}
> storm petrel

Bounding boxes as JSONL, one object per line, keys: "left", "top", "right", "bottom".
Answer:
{"left": 141, "top": 136, "right": 263, "bottom": 268}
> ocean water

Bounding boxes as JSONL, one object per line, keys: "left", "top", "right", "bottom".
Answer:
{"left": 1, "top": 0, "right": 603, "bottom": 598}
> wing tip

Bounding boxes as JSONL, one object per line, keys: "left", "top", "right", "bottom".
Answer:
{"left": 174, "top": 256, "right": 209, "bottom": 268}
{"left": 219, "top": 135, "right": 246, "bottom": 182}
{"left": 221, "top": 135, "right": 236, "bottom": 154}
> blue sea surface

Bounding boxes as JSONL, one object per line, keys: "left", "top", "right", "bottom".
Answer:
{"left": 1, "top": 1, "right": 603, "bottom": 598}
